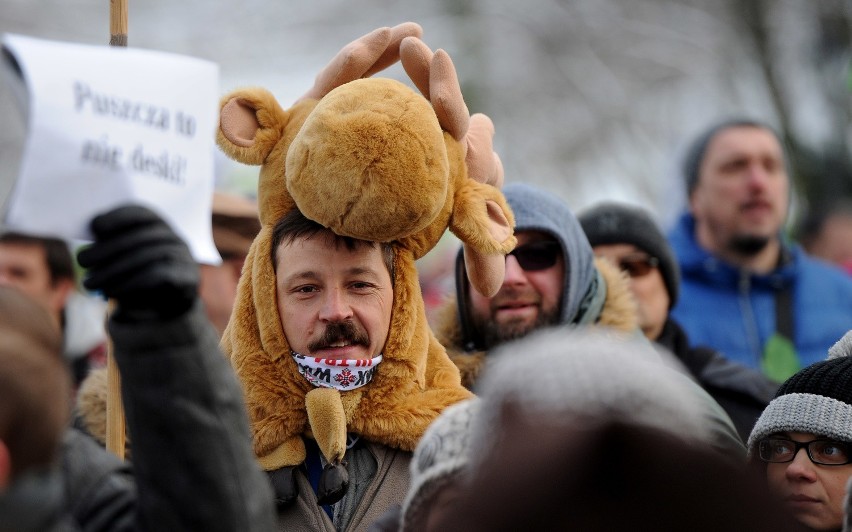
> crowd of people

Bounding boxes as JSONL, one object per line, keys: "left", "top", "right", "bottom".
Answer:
{"left": 3, "top": 23, "right": 852, "bottom": 532}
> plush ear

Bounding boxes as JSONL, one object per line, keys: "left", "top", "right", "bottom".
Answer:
{"left": 466, "top": 114, "right": 504, "bottom": 188}
{"left": 299, "top": 22, "right": 423, "bottom": 102}
{"left": 217, "top": 87, "right": 288, "bottom": 165}
{"left": 401, "top": 39, "right": 469, "bottom": 141}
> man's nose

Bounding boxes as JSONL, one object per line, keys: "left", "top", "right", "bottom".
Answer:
{"left": 318, "top": 288, "right": 353, "bottom": 322}
{"left": 746, "top": 162, "right": 771, "bottom": 188}
{"left": 503, "top": 254, "right": 528, "bottom": 284}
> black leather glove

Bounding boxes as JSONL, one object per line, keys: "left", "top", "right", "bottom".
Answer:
{"left": 78, "top": 205, "right": 199, "bottom": 320}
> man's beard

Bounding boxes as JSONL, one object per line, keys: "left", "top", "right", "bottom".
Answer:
{"left": 727, "top": 234, "right": 771, "bottom": 257}
{"left": 477, "top": 307, "right": 560, "bottom": 350}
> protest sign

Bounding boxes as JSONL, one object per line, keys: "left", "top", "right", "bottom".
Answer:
{"left": 1, "top": 34, "right": 221, "bottom": 264}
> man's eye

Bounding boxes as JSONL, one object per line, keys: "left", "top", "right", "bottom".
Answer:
{"left": 295, "top": 286, "right": 318, "bottom": 293}
{"left": 720, "top": 159, "right": 748, "bottom": 173}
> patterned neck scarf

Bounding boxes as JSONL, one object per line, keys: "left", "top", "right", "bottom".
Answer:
{"left": 291, "top": 352, "right": 383, "bottom": 390}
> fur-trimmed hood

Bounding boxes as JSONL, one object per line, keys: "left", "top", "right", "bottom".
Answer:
{"left": 214, "top": 24, "right": 515, "bottom": 471}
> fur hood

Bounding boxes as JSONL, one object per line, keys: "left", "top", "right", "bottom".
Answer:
{"left": 214, "top": 24, "right": 515, "bottom": 471}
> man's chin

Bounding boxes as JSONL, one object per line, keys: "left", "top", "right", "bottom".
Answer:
{"left": 482, "top": 317, "right": 537, "bottom": 348}
{"left": 728, "top": 234, "right": 772, "bottom": 256}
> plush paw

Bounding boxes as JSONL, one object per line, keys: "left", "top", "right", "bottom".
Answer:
{"left": 316, "top": 461, "right": 349, "bottom": 506}
{"left": 268, "top": 466, "right": 299, "bottom": 509}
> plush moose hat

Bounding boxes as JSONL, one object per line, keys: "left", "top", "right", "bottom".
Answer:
{"left": 216, "top": 22, "right": 515, "bottom": 481}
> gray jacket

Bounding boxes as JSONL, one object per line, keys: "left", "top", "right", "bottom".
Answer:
{"left": 277, "top": 441, "right": 410, "bottom": 532}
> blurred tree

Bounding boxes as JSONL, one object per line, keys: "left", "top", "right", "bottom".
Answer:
{"left": 738, "top": 0, "right": 852, "bottom": 228}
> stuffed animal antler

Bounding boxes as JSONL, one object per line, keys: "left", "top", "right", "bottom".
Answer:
{"left": 217, "top": 22, "right": 515, "bottom": 478}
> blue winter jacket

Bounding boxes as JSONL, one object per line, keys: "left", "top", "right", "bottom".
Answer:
{"left": 668, "top": 212, "right": 852, "bottom": 374}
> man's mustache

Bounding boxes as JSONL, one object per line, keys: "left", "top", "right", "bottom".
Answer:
{"left": 308, "top": 320, "right": 369, "bottom": 351}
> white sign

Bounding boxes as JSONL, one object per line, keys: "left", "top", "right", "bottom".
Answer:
{"left": 1, "top": 34, "right": 221, "bottom": 264}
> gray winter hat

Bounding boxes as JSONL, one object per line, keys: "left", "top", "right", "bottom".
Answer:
{"left": 747, "top": 330, "right": 852, "bottom": 454}
{"left": 579, "top": 201, "right": 680, "bottom": 307}
{"left": 400, "top": 398, "right": 480, "bottom": 532}
{"left": 466, "top": 327, "right": 723, "bottom": 472}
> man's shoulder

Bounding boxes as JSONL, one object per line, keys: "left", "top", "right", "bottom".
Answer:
{"left": 792, "top": 248, "right": 852, "bottom": 292}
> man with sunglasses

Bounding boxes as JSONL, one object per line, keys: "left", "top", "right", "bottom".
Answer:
{"left": 433, "top": 183, "right": 746, "bottom": 456}
{"left": 747, "top": 330, "right": 852, "bottom": 532}
{"left": 432, "top": 182, "right": 642, "bottom": 389}
{"left": 669, "top": 118, "right": 852, "bottom": 383}
{"left": 579, "top": 201, "right": 777, "bottom": 442}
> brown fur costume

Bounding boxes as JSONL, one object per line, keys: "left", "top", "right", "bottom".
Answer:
{"left": 433, "top": 257, "right": 639, "bottom": 389}
{"left": 216, "top": 23, "right": 516, "bottom": 471}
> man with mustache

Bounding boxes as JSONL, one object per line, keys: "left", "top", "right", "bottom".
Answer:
{"left": 669, "top": 118, "right": 852, "bottom": 382}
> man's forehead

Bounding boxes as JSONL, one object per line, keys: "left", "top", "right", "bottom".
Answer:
{"left": 706, "top": 126, "right": 783, "bottom": 158}
{"left": 0, "top": 242, "right": 47, "bottom": 263}
{"left": 275, "top": 234, "right": 384, "bottom": 268}
{"left": 515, "top": 230, "right": 557, "bottom": 245}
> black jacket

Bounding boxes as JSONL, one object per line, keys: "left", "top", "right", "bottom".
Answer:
{"left": 656, "top": 318, "right": 778, "bottom": 442}
{"left": 60, "top": 302, "right": 277, "bottom": 531}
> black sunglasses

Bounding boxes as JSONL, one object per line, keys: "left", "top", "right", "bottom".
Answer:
{"left": 758, "top": 437, "right": 852, "bottom": 466}
{"left": 618, "top": 256, "right": 659, "bottom": 278}
{"left": 507, "top": 241, "right": 560, "bottom": 271}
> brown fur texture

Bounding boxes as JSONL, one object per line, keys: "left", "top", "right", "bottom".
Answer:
{"left": 76, "top": 366, "right": 109, "bottom": 446}
{"left": 216, "top": 24, "right": 516, "bottom": 470}
{"left": 435, "top": 257, "right": 639, "bottom": 390}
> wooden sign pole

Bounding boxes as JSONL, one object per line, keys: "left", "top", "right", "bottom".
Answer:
{"left": 105, "top": 0, "right": 128, "bottom": 459}
{"left": 109, "top": 0, "right": 128, "bottom": 47}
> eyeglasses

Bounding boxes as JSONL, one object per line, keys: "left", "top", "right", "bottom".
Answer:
{"left": 507, "top": 241, "right": 560, "bottom": 272}
{"left": 757, "top": 437, "right": 852, "bottom": 466}
{"left": 618, "top": 256, "right": 659, "bottom": 278}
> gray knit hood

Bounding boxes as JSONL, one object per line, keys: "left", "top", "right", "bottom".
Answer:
{"left": 454, "top": 182, "right": 602, "bottom": 351}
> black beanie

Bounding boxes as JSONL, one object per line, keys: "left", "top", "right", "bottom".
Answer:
{"left": 579, "top": 202, "right": 680, "bottom": 308}
{"left": 747, "top": 330, "right": 852, "bottom": 452}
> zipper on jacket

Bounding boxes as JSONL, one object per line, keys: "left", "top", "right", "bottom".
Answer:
{"left": 737, "top": 270, "right": 762, "bottom": 366}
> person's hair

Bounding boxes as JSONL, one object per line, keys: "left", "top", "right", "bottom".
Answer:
{"left": 270, "top": 209, "right": 395, "bottom": 279}
{"left": 795, "top": 199, "right": 852, "bottom": 251}
{"left": 682, "top": 118, "right": 786, "bottom": 197}
{"left": 0, "top": 232, "right": 75, "bottom": 286}
{"left": 0, "top": 286, "right": 70, "bottom": 480}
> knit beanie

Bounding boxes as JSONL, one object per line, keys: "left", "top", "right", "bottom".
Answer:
{"left": 466, "top": 327, "right": 724, "bottom": 473}
{"left": 579, "top": 201, "right": 680, "bottom": 307}
{"left": 747, "top": 330, "right": 852, "bottom": 453}
{"left": 400, "top": 398, "right": 480, "bottom": 532}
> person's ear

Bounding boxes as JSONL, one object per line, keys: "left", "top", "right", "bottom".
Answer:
{"left": 48, "top": 277, "right": 74, "bottom": 317}
{"left": 0, "top": 439, "right": 11, "bottom": 491}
